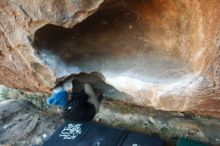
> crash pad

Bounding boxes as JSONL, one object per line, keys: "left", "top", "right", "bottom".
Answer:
{"left": 121, "top": 132, "right": 166, "bottom": 146}
{"left": 177, "top": 138, "right": 208, "bottom": 146}
{"left": 43, "top": 122, "right": 166, "bottom": 146}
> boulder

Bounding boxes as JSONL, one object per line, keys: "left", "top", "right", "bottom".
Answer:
{"left": 0, "top": 0, "right": 220, "bottom": 118}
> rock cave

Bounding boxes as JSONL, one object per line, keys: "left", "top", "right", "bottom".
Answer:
{"left": 0, "top": 0, "right": 220, "bottom": 145}
{"left": 32, "top": 0, "right": 220, "bottom": 116}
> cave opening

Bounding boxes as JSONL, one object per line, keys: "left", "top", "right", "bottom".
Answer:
{"left": 34, "top": 0, "right": 195, "bottom": 94}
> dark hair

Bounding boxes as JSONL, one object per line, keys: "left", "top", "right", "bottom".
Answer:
{"left": 72, "top": 79, "right": 83, "bottom": 93}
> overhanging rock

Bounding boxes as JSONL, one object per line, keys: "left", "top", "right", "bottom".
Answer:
{"left": 0, "top": 0, "right": 220, "bottom": 118}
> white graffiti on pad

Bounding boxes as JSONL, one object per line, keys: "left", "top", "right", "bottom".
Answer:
{"left": 132, "top": 144, "right": 141, "bottom": 146}
{"left": 59, "top": 124, "right": 82, "bottom": 140}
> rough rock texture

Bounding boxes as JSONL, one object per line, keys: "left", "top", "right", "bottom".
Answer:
{"left": 0, "top": 0, "right": 104, "bottom": 92}
{"left": 0, "top": 100, "right": 63, "bottom": 146}
{"left": 0, "top": 0, "right": 220, "bottom": 118}
{"left": 95, "top": 99, "right": 220, "bottom": 146}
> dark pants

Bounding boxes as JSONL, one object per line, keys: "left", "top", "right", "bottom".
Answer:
{"left": 62, "top": 101, "right": 96, "bottom": 122}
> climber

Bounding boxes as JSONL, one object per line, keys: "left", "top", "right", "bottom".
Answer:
{"left": 47, "top": 79, "right": 102, "bottom": 122}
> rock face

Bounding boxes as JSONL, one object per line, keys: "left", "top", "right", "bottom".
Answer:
{"left": 96, "top": 99, "right": 220, "bottom": 145}
{"left": 0, "top": 0, "right": 104, "bottom": 92}
{"left": 0, "top": 100, "right": 63, "bottom": 145}
{"left": 0, "top": 0, "right": 220, "bottom": 118}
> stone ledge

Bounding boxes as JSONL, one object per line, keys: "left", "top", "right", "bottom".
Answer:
{"left": 95, "top": 99, "right": 220, "bottom": 146}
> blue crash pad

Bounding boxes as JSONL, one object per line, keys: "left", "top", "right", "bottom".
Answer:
{"left": 121, "top": 132, "right": 166, "bottom": 146}
{"left": 43, "top": 122, "right": 166, "bottom": 146}
{"left": 177, "top": 138, "right": 208, "bottom": 146}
